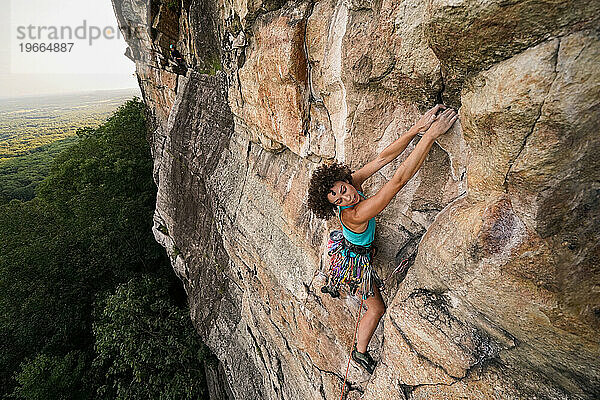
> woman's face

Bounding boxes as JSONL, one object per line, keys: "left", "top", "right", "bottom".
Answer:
{"left": 327, "top": 181, "right": 360, "bottom": 207}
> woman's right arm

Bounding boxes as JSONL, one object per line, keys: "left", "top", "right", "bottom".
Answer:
{"left": 351, "top": 104, "right": 446, "bottom": 188}
{"left": 345, "top": 108, "right": 458, "bottom": 224}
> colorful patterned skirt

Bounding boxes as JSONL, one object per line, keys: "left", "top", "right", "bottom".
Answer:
{"left": 324, "top": 230, "right": 383, "bottom": 300}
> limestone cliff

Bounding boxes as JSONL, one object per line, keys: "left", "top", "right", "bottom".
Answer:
{"left": 112, "top": 0, "right": 599, "bottom": 398}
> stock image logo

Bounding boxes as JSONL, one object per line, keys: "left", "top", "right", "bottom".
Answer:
{"left": 9, "top": 0, "right": 146, "bottom": 74}
{"left": 14, "top": 19, "right": 146, "bottom": 47}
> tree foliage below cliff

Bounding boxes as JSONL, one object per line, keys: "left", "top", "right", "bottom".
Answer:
{"left": 0, "top": 137, "right": 78, "bottom": 203}
{"left": 0, "top": 99, "right": 209, "bottom": 399}
{"left": 93, "top": 276, "right": 210, "bottom": 399}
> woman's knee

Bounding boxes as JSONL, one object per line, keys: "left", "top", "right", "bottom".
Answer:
{"left": 374, "top": 303, "right": 386, "bottom": 318}
{"left": 368, "top": 299, "right": 386, "bottom": 318}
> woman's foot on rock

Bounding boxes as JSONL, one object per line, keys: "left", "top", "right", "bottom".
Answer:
{"left": 351, "top": 346, "right": 376, "bottom": 374}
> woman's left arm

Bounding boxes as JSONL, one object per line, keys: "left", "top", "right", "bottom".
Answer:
{"left": 345, "top": 108, "right": 458, "bottom": 225}
{"left": 352, "top": 104, "right": 445, "bottom": 188}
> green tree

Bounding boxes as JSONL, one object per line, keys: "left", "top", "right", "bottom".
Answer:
{"left": 10, "top": 351, "right": 89, "bottom": 400}
{"left": 0, "top": 98, "right": 209, "bottom": 397}
{"left": 35, "top": 98, "right": 163, "bottom": 283}
{"left": 92, "top": 275, "right": 208, "bottom": 400}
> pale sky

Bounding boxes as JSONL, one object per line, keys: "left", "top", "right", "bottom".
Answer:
{"left": 0, "top": 0, "right": 139, "bottom": 98}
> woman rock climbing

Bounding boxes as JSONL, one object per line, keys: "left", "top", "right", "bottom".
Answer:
{"left": 307, "top": 104, "right": 458, "bottom": 374}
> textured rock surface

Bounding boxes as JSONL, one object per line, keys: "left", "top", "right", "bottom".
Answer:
{"left": 113, "top": 0, "right": 599, "bottom": 398}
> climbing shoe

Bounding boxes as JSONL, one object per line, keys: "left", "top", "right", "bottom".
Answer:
{"left": 320, "top": 285, "right": 340, "bottom": 298}
{"left": 351, "top": 346, "right": 376, "bottom": 374}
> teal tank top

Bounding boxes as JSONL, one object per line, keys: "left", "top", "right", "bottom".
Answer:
{"left": 338, "top": 191, "right": 376, "bottom": 246}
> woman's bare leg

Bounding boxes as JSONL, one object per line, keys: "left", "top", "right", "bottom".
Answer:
{"left": 356, "top": 284, "right": 386, "bottom": 353}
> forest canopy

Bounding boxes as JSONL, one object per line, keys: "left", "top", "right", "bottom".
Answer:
{"left": 0, "top": 99, "right": 210, "bottom": 399}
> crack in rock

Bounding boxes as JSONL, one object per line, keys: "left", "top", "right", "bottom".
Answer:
{"left": 503, "top": 38, "right": 561, "bottom": 191}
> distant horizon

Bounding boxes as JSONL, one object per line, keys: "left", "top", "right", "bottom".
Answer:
{"left": 0, "top": 86, "right": 141, "bottom": 101}
{"left": 1, "top": 0, "right": 139, "bottom": 99}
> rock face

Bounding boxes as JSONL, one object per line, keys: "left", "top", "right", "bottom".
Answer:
{"left": 112, "top": 0, "right": 599, "bottom": 398}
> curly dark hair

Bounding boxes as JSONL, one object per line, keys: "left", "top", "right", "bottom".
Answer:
{"left": 307, "top": 162, "right": 353, "bottom": 220}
